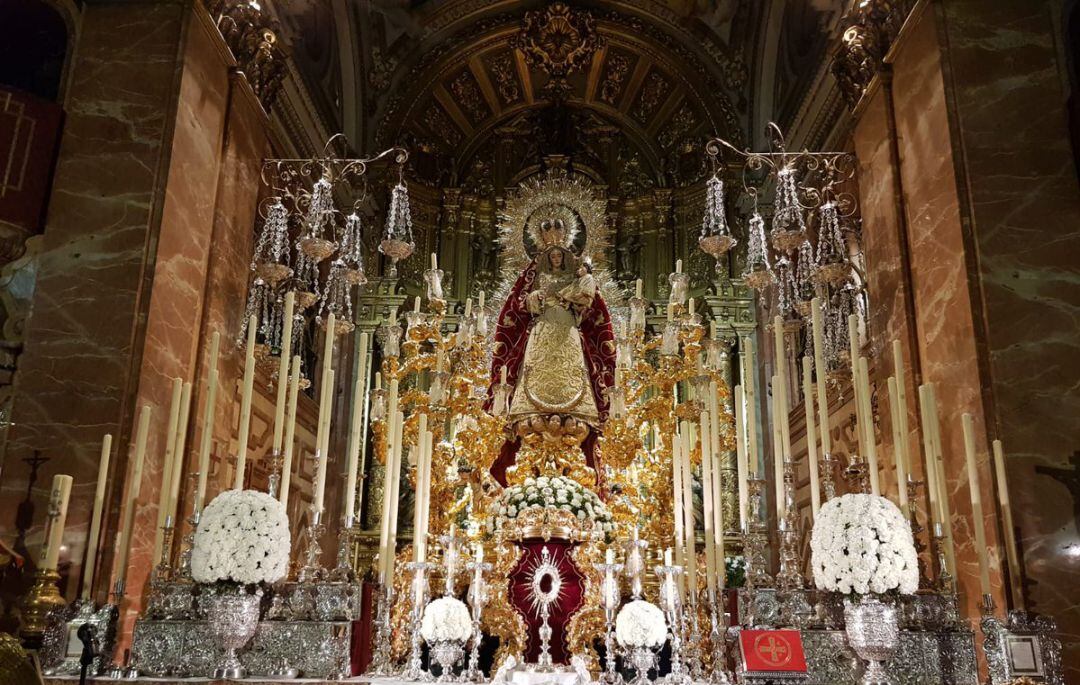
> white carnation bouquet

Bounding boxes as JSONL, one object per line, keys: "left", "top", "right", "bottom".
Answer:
{"left": 421, "top": 597, "right": 473, "bottom": 643}
{"left": 495, "top": 475, "right": 613, "bottom": 532}
{"left": 615, "top": 600, "right": 667, "bottom": 649}
{"left": 810, "top": 493, "right": 918, "bottom": 597}
{"left": 191, "top": 489, "right": 291, "bottom": 586}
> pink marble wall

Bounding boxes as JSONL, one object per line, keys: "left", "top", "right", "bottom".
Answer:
{"left": 0, "top": 2, "right": 189, "bottom": 628}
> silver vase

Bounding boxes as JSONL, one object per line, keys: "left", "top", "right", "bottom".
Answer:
{"left": 625, "top": 645, "right": 658, "bottom": 685}
{"left": 844, "top": 596, "right": 899, "bottom": 685}
{"left": 206, "top": 587, "right": 263, "bottom": 679}
{"left": 430, "top": 639, "right": 465, "bottom": 682}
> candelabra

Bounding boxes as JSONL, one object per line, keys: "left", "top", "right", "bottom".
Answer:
{"left": 151, "top": 517, "right": 176, "bottom": 584}
{"left": 654, "top": 562, "right": 691, "bottom": 685}
{"left": 403, "top": 560, "right": 437, "bottom": 681}
{"left": 742, "top": 478, "right": 772, "bottom": 590}
{"left": 368, "top": 581, "right": 398, "bottom": 676}
{"left": 329, "top": 514, "right": 357, "bottom": 582}
{"left": 820, "top": 451, "right": 838, "bottom": 501}
{"left": 775, "top": 461, "right": 805, "bottom": 592}
{"left": 438, "top": 529, "right": 465, "bottom": 596}
{"left": 595, "top": 557, "right": 625, "bottom": 685}
{"left": 930, "top": 523, "right": 954, "bottom": 593}
{"left": 464, "top": 555, "right": 492, "bottom": 683}
{"left": 905, "top": 475, "right": 932, "bottom": 590}
{"left": 266, "top": 449, "right": 285, "bottom": 500}
{"left": 298, "top": 507, "right": 326, "bottom": 583}
{"left": 175, "top": 472, "right": 202, "bottom": 581}
{"left": 102, "top": 579, "right": 133, "bottom": 679}
{"left": 706, "top": 585, "right": 733, "bottom": 685}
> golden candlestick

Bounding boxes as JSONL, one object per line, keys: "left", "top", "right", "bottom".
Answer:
{"left": 18, "top": 567, "right": 66, "bottom": 644}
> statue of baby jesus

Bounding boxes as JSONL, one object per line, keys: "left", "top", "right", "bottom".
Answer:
{"left": 556, "top": 259, "right": 597, "bottom": 318}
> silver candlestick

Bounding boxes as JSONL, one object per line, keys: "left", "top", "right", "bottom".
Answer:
{"left": 594, "top": 559, "right": 625, "bottom": 685}
{"left": 368, "top": 581, "right": 398, "bottom": 676}
{"left": 103, "top": 579, "right": 130, "bottom": 679}
{"left": 329, "top": 514, "right": 357, "bottom": 582}
{"left": 654, "top": 563, "right": 691, "bottom": 685}
{"left": 266, "top": 449, "right": 284, "bottom": 499}
{"left": 174, "top": 472, "right": 202, "bottom": 581}
{"left": 298, "top": 507, "right": 327, "bottom": 583}
{"left": 438, "top": 529, "right": 466, "bottom": 596}
{"left": 463, "top": 554, "right": 492, "bottom": 683}
{"left": 403, "top": 560, "right": 437, "bottom": 681}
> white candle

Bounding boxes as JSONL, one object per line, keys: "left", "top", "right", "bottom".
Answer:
{"left": 992, "top": 440, "right": 1024, "bottom": 610}
{"left": 500, "top": 365, "right": 507, "bottom": 384}
{"left": 272, "top": 291, "right": 296, "bottom": 455}
{"left": 168, "top": 381, "right": 192, "bottom": 525}
{"left": 688, "top": 297, "right": 695, "bottom": 316}
{"left": 344, "top": 332, "right": 369, "bottom": 522}
{"left": 635, "top": 279, "right": 643, "bottom": 299}
{"left": 888, "top": 377, "right": 909, "bottom": 510}
{"left": 314, "top": 369, "right": 334, "bottom": 513}
{"left": 918, "top": 385, "right": 941, "bottom": 528}
{"left": 235, "top": 315, "right": 258, "bottom": 489}
{"left": 891, "top": 340, "right": 911, "bottom": 491}
{"left": 478, "top": 290, "right": 485, "bottom": 311}
{"left": 848, "top": 314, "right": 866, "bottom": 457}
{"left": 802, "top": 358, "right": 820, "bottom": 517}
{"left": 436, "top": 348, "right": 445, "bottom": 373}
{"left": 707, "top": 381, "right": 724, "bottom": 573}
{"left": 773, "top": 317, "right": 792, "bottom": 473}
{"left": 378, "top": 381, "right": 400, "bottom": 584}
{"left": 196, "top": 332, "right": 220, "bottom": 511}
{"left": 926, "top": 384, "right": 955, "bottom": 575}
{"left": 420, "top": 428, "right": 434, "bottom": 558}
{"left": 153, "top": 378, "right": 183, "bottom": 563}
{"left": 431, "top": 252, "right": 438, "bottom": 270}
{"left": 734, "top": 385, "right": 748, "bottom": 531}
{"left": 82, "top": 434, "right": 111, "bottom": 599}
{"left": 672, "top": 433, "right": 685, "bottom": 568}
{"left": 700, "top": 410, "right": 717, "bottom": 599}
{"left": 771, "top": 379, "right": 786, "bottom": 521}
{"left": 475, "top": 542, "right": 484, "bottom": 566}
{"left": 858, "top": 357, "right": 880, "bottom": 495}
{"left": 962, "top": 413, "right": 992, "bottom": 596}
{"left": 279, "top": 355, "right": 302, "bottom": 508}
{"left": 664, "top": 548, "right": 673, "bottom": 566}
{"left": 116, "top": 405, "right": 151, "bottom": 587}
{"left": 464, "top": 298, "right": 472, "bottom": 318}
{"left": 742, "top": 339, "right": 759, "bottom": 478}
{"left": 811, "top": 298, "right": 832, "bottom": 457}
{"left": 680, "top": 421, "right": 697, "bottom": 597}
{"left": 413, "top": 296, "right": 421, "bottom": 313}
{"left": 675, "top": 259, "right": 683, "bottom": 274}
{"left": 40, "top": 474, "right": 74, "bottom": 571}
{"left": 413, "top": 414, "right": 429, "bottom": 562}
{"left": 386, "top": 410, "right": 405, "bottom": 578}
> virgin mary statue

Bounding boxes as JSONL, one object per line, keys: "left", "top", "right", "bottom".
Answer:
{"left": 487, "top": 213, "right": 616, "bottom": 486}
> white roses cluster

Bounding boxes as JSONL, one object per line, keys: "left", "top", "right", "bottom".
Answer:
{"left": 615, "top": 600, "right": 667, "bottom": 649}
{"left": 420, "top": 597, "right": 473, "bottom": 643}
{"left": 495, "top": 475, "right": 613, "bottom": 532}
{"left": 191, "top": 489, "right": 291, "bottom": 586}
{"left": 810, "top": 493, "right": 919, "bottom": 596}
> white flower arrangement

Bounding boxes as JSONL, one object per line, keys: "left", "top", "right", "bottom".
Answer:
{"left": 495, "top": 475, "right": 613, "bottom": 532}
{"left": 810, "top": 493, "right": 919, "bottom": 597}
{"left": 420, "top": 597, "right": 473, "bottom": 643}
{"left": 615, "top": 600, "right": 667, "bottom": 649}
{"left": 191, "top": 489, "right": 291, "bottom": 586}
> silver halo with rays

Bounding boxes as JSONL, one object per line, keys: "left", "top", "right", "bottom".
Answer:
{"left": 526, "top": 546, "right": 564, "bottom": 618}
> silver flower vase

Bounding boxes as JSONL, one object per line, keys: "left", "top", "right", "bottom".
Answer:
{"left": 430, "top": 639, "right": 465, "bottom": 682}
{"left": 844, "top": 596, "right": 899, "bottom": 685}
{"left": 207, "top": 587, "right": 263, "bottom": 679}
{"left": 626, "top": 646, "right": 658, "bottom": 685}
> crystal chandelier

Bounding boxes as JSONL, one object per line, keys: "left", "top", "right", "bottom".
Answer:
{"left": 698, "top": 173, "right": 736, "bottom": 270}
{"left": 379, "top": 170, "right": 416, "bottom": 277}
{"left": 241, "top": 134, "right": 410, "bottom": 359}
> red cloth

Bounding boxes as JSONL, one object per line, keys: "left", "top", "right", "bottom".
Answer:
{"left": 486, "top": 260, "right": 616, "bottom": 486}
{"left": 351, "top": 580, "right": 376, "bottom": 675}
{"left": 507, "top": 540, "right": 586, "bottom": 665}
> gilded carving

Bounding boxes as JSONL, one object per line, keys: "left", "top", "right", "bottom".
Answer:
{"left": 422, "top": 103, "right": 463, "bottom": 150}
{"left": 449, "top": 68, "right": 490, "bottom": 124}
{"left": 512, "top": 2, "right": 603, "bottom": 92}
{"left": 658, "top": 101, "right": 698, "bottom": 150}
{"left": 599, "top": 51, "right": 633, "bottom": 105}
{"left": 486, "top": 51, "right": 522, "bottom": 105}
{"left": 632, "top": 70, "right": 671, "bottom": 123}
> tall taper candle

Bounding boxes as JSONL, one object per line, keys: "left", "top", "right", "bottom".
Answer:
{"left": 962, "top": 413, "right": 991, "bottom": 596}
{"left": 344, "top": 333, "right": 369, "bottom": 521}
{"left": 672, "top": 432, "right": 685, "bottom": 568}
{"left": 167, "top": 381, "right": 192, "bottom": 524}
{"left": 887, "top": 377, "right": 909, "bottom": 510}
{"left": 195, "top": 332, "right": 220, "bottom": 512}
{"left": 314, "top": 369, "right": 334, "bottom": 513}
{"left": 234, "top": 315, "right": 258, "bottom": 489}
{"left": 742, "top": 338, "right": 759, "bottom": 477}
{"left": 771, "top": 379, "right": 785, "bottom": 521}
{"left": 680, "top": 421, "right": 697, "bottom": 598}
{"left": 378, "top": 381, "right": 400, "bottom": 584}
{"left": 41, "top": 474, "right": 74, "bottom": 571}
{"left": 116, "top": 406, "right": 151, "bottom": 586}
{"left": 918, "top": 385, "right": 941, "bottom": 528}
{"left": 412, "top": 414, "right": 430, "bottom": 562}
{"left": 272, "top": 291, "right": 296, "bottom": 455}
{"left": 992, "top": 440, "right": 1024, "bottom": 610}
{"left": 278, "top": 355, "right": 302, "bottom": 508}
{"left": 734, "top": 385, "right": 749, "bottom": 531}
{"left": 802, "top": 357, "right": 821, "bottom": 517}
{"left": 811, "top": 298, "right": 831, "bottom": 456}
{"left": 848, "top": 314, "right": 866, "bottom": 457}
{"left": 700, "top": 409, "right": 717, "bottom": 599}
{"left": 82, "top": 434, "right": 111, "bottom": 599}
{"left": 386, "top": 410, "right": 405, "bottom": 578}
{"left": 891, "top": 340, "right": 911, "bottom": 492}
{"left": 858, "top": 357, "right": 880, "bottom": 495}
{"left": 153, "top": 378, "right": 183, "bottom": 564}
{"left": 926, "top": 384, "right": 955, "bottom": 575}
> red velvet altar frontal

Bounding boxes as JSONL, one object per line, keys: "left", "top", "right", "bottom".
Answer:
{"left": 508, "top": 539, "right": 587, "bottom": 664}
